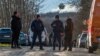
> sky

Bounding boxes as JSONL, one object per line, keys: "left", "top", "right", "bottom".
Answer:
{"left": 39, "top": 0, "right": 79, "bottom": 13}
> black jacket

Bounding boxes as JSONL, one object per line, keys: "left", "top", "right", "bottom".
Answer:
{"left": 51, "top": 20, "right": 64, "bottom": 33}
{"left": 31, "top": 19, "right": 44, "bottom": 33}
{"left": 64, "top": 22, "right": 73, "bottom": 40}
{"left": 65, "top": 21, "right": 73, "bottom": 35}
{"left": 11, "top": 15, "right": 22, "bottom": 32}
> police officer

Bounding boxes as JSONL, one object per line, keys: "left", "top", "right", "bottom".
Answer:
{"left": 63, "top": 18, "right": 73, "bottom": 51}
{"left": 51, "top": 15, "right": 64, "bottom": 51}
{"left": 30, "top": 15, "right": 44, "bottom": 50}
{"left": 11, "top": 11, "right": 22, "bottom": 49}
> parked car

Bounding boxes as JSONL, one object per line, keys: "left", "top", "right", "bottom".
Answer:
{"left": 77, "top": 31, "right": 88, "bottom": 48}
{"left": 48, "top": 32, "right": 53, "bottom": 46}
{"left": 0, "top": 28, "right": 12, "bottom": 43}
{"left": 0, "top": 28, "right": 27, "bottom": 45}
{"left": 28, "top": 27, "right": 48, "bottom": 46}
{"left": 24, "top": 34, "right": 29, "bottom": 45}
{"left": 19, "top": 32, "right": 28, "bottom": 46}
{"left": 48, "top": 32, "right": 64, "bottom": 46}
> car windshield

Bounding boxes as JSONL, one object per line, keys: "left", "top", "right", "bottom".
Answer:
{"left": 0, "top": 29, "right": 11, "bottom": 33}
{"left": 81, "top": 34, "right": 87, "bottom": 41}
{"left": 20, "top": 32, "right": 24, "bottom": 37}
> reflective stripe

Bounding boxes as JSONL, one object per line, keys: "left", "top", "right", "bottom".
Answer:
{"left": 88, "top": 0, "right": 96, "bottom": 46}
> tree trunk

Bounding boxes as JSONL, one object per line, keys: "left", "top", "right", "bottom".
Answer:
{"left": 73, "top": 0, "right": 93, "bottom": 39}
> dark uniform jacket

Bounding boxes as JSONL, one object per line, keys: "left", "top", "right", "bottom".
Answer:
{"left": 65, "top": 22, "right": 73, "bottom": 40}
{"left": 51, "top": 20, "right": 64, "bottom": 33}
{"left": 11, "top": 15, "right": 22, "bottom": 32}
{"left": 31, "top": 19, "right": 44, "bottom": 33}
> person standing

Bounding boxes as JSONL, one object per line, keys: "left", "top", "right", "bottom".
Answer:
{"left": 63, "top": 18, "right": 73, "bottom": 51}
{"left": 51, "top": 15, "right": 64, "bottom": 51}
{"left": 11, "top": 11, "right": 22, "bottom": 49}
{"left": 30, "top": 15, "right": 44, "bottom": 50}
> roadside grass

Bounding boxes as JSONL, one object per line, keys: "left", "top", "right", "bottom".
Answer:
{"left": 0, "top": 43, "right": 11, "bottom": 47}
{"left": 96, "top": 49, "right": 100, "bottom": 54}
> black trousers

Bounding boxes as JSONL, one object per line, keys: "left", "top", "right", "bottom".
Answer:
{"left": 11, "top": 31, "right": 20, "bottom": 47}
{"left": 30, "top": 32, "right": 43, "bottom": 49}
{"left": 53, "top": 32, "right": 61, "bottom": 50}
{"left": 64, "top": 36, "right": 72, "bottom": 50}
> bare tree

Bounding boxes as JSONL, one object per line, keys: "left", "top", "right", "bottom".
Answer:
{"left": 61, "top": 0, "right": 93, "bottom": 39}
{"left": 0, "top": 0, "right": 45, "bottom": 33}
{"left": 70, "top": 0, "right": 93, "bottom": 39}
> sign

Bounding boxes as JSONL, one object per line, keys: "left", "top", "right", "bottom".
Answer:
{"left": 96, "top": 37, "right": 100, "bottom": 42}
{"left": 96, "top": 2, "right": 100, "bottom": 6}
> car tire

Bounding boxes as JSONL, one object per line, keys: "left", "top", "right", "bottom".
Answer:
{"left": 88, "top": 46, "right": 94, "bottom": 53}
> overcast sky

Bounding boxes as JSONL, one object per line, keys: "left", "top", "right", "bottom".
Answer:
{"left": 39, "top": 0, "right": 79, "bottom": 13}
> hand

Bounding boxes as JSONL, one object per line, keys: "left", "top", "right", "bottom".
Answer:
{"left": 60, "top": 33, "right": 64, "bottom": 36}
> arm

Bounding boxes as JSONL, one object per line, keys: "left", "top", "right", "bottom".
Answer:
{"left": 40, "top": 20, "right": 44, "bottom": 31}
{"left": 71, "top": 23, "right": 73, "bottom": 32}
{"left": 51, "top": 21, "right": 55, "bottom": 28}
{"left": 65, "top": 24, "right": 67, "bottom": 33}
{"left": 11, "top": 19, "right": 16, "bottom": 31}
{"left": 31, "top": 21, "right": 35, "bottom": 32}
{"left": 60, "top": 21, "right": 64, "bottom": 33}
{"left": 11, "top": 20, "right": 14, "bottom": 31}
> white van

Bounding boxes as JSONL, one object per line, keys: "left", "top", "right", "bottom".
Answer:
{"left": 77, "top": 31, "right": 88, "bottom": 48}
{"left": 28, "top": 28, "right": 48, "bottom": 45}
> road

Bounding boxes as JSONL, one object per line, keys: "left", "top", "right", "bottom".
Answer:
{"left": 0, "top": 47, "right": 100, "bottom": 56}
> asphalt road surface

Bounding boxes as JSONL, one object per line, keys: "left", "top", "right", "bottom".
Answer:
{"left": 0, "top": 47, "right": 100, "bottom": 56}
